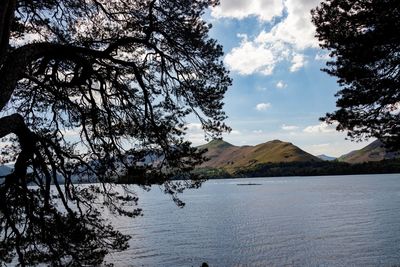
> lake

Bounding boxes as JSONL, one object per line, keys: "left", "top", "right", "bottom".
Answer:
{"left": 106, "top": 174, "right": 400, "bottom": 266}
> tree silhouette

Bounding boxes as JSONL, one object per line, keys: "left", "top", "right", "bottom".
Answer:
{"left": 0, "top": 0, "right": 231, "bottom": 265}
{"left": 312, "top": 0, "right": 400, "bottom": 150}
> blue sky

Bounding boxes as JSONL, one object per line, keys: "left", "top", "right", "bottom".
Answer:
{"left": 186, "top": 0, "right": 371, "bottom": 157}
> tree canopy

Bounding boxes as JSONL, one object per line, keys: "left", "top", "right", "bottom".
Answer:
{"left": 0, "top": 0, "right": 231, "bottom": 265}
{"left": 312, "top": 0, "right": 400, "bottom": 150}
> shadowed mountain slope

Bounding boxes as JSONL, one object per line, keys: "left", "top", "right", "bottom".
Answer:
{"left": 339, "top": 140, "right": 400, "bottom": 164}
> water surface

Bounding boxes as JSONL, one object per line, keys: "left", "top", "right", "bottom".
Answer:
{"left": 106, "top": 174, "right": 400, "bottom": 267}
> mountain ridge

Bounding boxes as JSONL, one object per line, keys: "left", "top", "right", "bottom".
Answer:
{"left": 198, "top": 139, "right": 321, "bottom": 172}
{"left": 339, "top": 140, "right": 400, "bottom": 164}
{"left": 317, "top": 154, "right": 336, "bottom": 161}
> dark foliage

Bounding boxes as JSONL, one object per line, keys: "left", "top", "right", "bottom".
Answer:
{"left": 311, "top": 0, "right": 400, "bottom": 150}
{"left": 198, "top": 159, "right": 400, "bottom": 178}
{"left": 0, "top": 0, "right": 231, "bottom": 265}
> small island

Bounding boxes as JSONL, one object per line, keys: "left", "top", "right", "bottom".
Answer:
{"left": 237, "top": 183, "right": 262, "bottom": 186}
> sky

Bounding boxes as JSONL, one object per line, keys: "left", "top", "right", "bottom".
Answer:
{"left": 186, "top": 0, "right": 372, "bottom": 157}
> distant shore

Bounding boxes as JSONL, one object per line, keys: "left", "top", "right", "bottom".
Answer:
{"left": 194, "top": 159, "right": 400, "bottom": 179}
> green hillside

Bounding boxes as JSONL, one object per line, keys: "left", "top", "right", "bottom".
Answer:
{"left": 198, "top": 139, "right": 321, "bottom": 173}
{"left": 339, "top": 140, "right": 400, "bottom": 164}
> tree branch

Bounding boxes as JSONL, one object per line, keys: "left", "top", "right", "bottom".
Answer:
{"left": 0, "top": 42, "right": 105, "bottom": 110}
{"left": 0, "top": 113, "right": 35, "bottom": 183}
{"left": 0, "top": 0, "right": 16, "bottom": 62}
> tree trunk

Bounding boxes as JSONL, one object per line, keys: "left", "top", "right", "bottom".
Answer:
{"left": 0, "top": 0, "right": 16, "bottom": 62}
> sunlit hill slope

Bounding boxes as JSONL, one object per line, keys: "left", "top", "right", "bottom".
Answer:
{"left": 197, "top": 139, "right": 321, "bottom": 172}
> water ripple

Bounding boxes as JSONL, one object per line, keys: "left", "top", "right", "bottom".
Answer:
{"left": 106, "top": 174, "right": 400, "bottom": 267}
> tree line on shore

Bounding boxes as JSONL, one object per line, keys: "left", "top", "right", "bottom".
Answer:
{"left": 194, "top": 159, "right": 400, "bottom": 179}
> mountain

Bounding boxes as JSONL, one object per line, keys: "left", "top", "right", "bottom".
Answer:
{"left": 339, "top": 140, "right": 400, "bottom": 164}
{"left": 198, "top": 139, "right": 321, "bottom": 172}
{"left": 317, "top": 154, "right": 336, "bottom": 161}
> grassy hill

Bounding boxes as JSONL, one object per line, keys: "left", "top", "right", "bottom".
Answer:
{"left": 339, "top": 140, "right": 400, "bottom": 164}
{"left": 195, "top": 139, "right": 400, "bottom": 179}
{"left": 198, "top": 139, "right": 321, "bottom": 173}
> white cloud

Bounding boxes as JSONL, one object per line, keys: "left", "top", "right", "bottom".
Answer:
{"left": 384, "top": 101, "right": 400, "bottom": 115}
{"left": 230, "top": 130, "right": 242, "bottom": 135}
{"left": 184, "top": 123, "right": 207, "bottom": 145}
{"left": 220, "top": 0, "right": 321, "bottom": 75}
{"left": 252, "top": 129, "right": 263, "bottom": 134}
{"left": 211, "top": 0, "right": 284, "bottom": 21}
{"left": 281, "top": 124, "right": 299, "bottom": 131}
{"left": 303, "top": 122, "right": 337, "bottom": 133}
{"left": 224, "top": 35, "right": 276, "bottom": 75}
{"left": 255, "top": 0, "right": 320, "bottom": 50}
{"left": 255, "top": 102, "right": 272, "bottom": 111}
{"left": 10, "top": 33, "right": 44, "bottom": 47}
{"left": 276, "top": 80, "right": 287, "bottom": 89}
{"left": 61, "top": 128, "right": 81, "bottom": 137}
{"left": 185, "top": 123, "right": 202, "bottom": 131}
{"left": 290, "top": 53, "right": 307, "bottom": 72}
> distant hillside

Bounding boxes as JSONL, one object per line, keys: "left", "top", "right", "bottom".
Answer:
{"left": 339, "top": 140, "right": 400, "bottom": 164}
{"left": 198, "top": 139, "right": 321, "bottom": 172}
{"left": 317, "top": 154, "right": 336, "bottom": 161}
